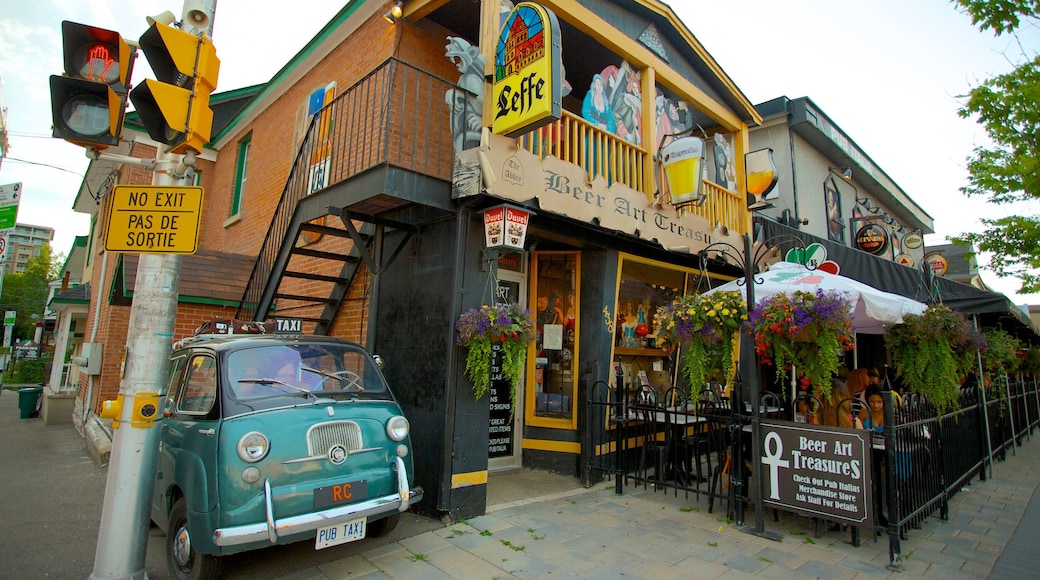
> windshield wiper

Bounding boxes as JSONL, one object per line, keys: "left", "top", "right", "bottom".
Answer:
{"left": 238, "top": 378, "right": 316, "bottom": 399}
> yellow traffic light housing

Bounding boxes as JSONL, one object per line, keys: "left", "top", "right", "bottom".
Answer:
{"left": 49, "top": 21, "right": 136, "bottom": 149}
{"left": 130, "top": 22, "right": 220, "bottom": 155}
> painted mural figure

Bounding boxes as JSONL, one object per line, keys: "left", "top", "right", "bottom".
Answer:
{"left": 713, "top": 132, "right": 735, "bottom": 190}
{"left": 601, "top": 62, "right": 641, "bottom": 145}
{"left": 581, "top": 74, "right": 615, "bottom": 133}
{"left": 445, "top": 37, "right": 486, "bottom": 151}
{"left": 655, "top": 90, "right": 691, "bottom": 151}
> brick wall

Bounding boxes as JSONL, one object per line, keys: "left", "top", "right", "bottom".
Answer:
{"left": 78, "top": 8, "right": 464, "bottom": 411}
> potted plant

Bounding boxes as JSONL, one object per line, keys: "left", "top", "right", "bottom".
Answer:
{"left": 885, "top": 304, "right": 980, "bottom": 413}
{"left": 455, "top": 302, "right": 535, "bottom": 408}
{"left": 654, "top": 290, "right": 747, "bottom": 401}
{"left": 748, "top": 289, "right": 854, "bottom": 401}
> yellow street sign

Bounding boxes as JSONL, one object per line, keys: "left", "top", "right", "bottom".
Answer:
{"left": 105, "top": 185, "right": 203, "bottom": 254}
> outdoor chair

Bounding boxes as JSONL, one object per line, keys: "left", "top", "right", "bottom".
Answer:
{"left": 636, "top": 405, "right": 669, "bottom": 488}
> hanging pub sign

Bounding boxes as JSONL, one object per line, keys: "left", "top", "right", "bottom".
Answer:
{"left": 661, "top": 136, "right": 707, "bottom": 207}
{"left": 492, "top": 2, "right": 563, "bottom": 137}
{"left": 483, "top": 205, "right": 532, "bottom": 250}
{"left": 745, "top": 148, "right": 779, "bottom": 210}
{"left": 895, "top": 253, "right": 916, "bottom": 267}
{"left": 902, "top": 232, "right": 924, "bottom": 249}
{"left": 855, "top": 223, "right": 889, "bottom": 255}
{"left": 925, "top": 252, "right": 949, "bottom": 276}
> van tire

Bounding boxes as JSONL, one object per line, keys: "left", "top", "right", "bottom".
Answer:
{"left": 167, "top": 498, "right": 222, "bottom": 580}
{"left": 367, "top": 513, "right": 401, "bottom": 537}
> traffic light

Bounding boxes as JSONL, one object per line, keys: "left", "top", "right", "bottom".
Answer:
{"left": 49, "top": 21, "right": 136, "bottom": 148}
{"left": 130, "top": 22, "right": 219, "bottom": 155}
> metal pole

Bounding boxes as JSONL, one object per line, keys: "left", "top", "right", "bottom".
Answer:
{"left": 883, "top": 390, "right": 903, "bottom": 571}
{"left": 973, "top": 316, "right": 995, "bottom": 477}
{"left": 743, "top": 232, "right": 764, "bottom": 534}
{"left": 91, "top": 4, "right": 216, "bottom": 577}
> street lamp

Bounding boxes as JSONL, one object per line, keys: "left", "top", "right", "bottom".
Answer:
{"left": 697, "top": 223, "right": 807, "bottom": 537}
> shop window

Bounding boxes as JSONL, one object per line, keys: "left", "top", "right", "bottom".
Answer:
{"left": 530, "top": 252, "right": 579, "bottom": 426}
{"left": 614, "top": 257, "right": 692, "bottom": 402}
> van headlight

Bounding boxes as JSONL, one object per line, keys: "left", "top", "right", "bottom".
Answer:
{"left": 237, "top": 431, "right": 270, "bottom": 463}
{"left": 386, "top": 416, "right": 409, "bottom": 441}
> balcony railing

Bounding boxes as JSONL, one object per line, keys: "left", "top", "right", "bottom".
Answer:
{"left": 517, "top": 111, "right": 747, "bottom": 234}
{"left": 238, "top": 58, "right": 462, "bottom": 321}
{"left": 239, "top": 58, "right": 751, "bottom": 320}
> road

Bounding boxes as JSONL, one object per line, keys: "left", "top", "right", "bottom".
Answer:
{"left": 0, "top": 387, "right": 441, "bottom": 579}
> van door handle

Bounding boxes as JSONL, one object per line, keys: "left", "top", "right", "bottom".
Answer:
{"left": 198, "top": 428, "right": 215, "bottom": 436}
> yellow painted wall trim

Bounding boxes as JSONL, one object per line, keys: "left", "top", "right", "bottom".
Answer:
{"left": 451, "top": 470, "right": 489, "bottom": 489}
{"left": 522, "top": 438, "right": 581, "bottom": 454}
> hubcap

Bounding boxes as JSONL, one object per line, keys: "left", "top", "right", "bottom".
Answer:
{"left": 173, "top": 524, "right": 193, "bottom": 568}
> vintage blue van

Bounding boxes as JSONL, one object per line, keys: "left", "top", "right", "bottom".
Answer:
{"left": 150, "top": 328, "right": 422, "bottom": 580}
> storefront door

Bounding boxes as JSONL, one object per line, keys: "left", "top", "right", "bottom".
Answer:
{"left": 489, "top": 266, "right": 526, "bottom": 471}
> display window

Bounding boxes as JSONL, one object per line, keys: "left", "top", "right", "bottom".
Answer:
{"left": 528, "top": 252, "right": 579, "bottom": 428}
{"left": 613, "top": 255, "right": 724, "bottom": 406}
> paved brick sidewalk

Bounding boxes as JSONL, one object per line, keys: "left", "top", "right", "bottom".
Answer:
{"left": 283, "top": 438, "right": 1040, "bottom": 579}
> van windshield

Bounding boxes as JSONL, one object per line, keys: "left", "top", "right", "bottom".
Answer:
{"left": 226, "top": 342, "right": 391, "bottom": 402}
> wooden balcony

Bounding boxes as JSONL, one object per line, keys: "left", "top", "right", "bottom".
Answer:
{"left": 517, "top": 110, "right": 747, "bottom": 235}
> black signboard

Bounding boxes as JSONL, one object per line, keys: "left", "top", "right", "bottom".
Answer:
{"left": 488, "top": 343, "right": 514, "bottom": 457}
{"left": 855, "top": 223, "right": 889, "bottom": 256}
{"left": 760, "top": 421, "right": 873, "bottom": 526}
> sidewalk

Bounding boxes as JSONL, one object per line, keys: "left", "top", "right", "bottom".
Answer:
{"left": 284, "top": 439, "right": 1040, "bottom": 579}
{"left": 2, "top": 385, "right": 1038, "bottom": 579}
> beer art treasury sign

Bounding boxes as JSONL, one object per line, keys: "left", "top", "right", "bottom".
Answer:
{"left": 760, "top": 421, "right": 873, "bottom": 526}
{"left": 492, "top": 2, "right": 563, "bottom": 137}
{"left": 466, "top": 129, "right": 741, "bottom": 255}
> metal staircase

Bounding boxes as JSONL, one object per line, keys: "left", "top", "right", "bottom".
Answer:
{"left": 236, "top": 58, "right": 460, "bottom": 336}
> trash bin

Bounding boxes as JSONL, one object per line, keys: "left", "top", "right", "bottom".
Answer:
{"left": 18, "top": 387, "right": 43, "bottom": 419}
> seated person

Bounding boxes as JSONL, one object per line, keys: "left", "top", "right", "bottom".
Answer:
{"left": 862, "top": 385, "right": 885, "bottom": 433}
{"left": 821, "top": 378, "right": 863, "bottom": 430}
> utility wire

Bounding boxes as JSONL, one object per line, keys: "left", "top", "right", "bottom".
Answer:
{"left": 2, "top": 156, "right": 85, "bottom": 177}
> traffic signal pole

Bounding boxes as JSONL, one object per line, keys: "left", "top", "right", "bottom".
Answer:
{"left": 90, "top": 2, "right": 217, "bottom": 578}
{"left": 89, "top": 157, "right": 181, "bottom": 580}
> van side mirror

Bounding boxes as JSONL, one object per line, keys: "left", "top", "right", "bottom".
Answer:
{"left": 372, "top": 354, "right": 384, "bottom": 371}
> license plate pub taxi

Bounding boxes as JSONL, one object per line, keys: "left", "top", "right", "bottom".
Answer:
{"left": 150, "top": 318, "right": 422, "bottom": 580}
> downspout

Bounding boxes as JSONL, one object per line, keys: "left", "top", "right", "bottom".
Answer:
{"left": 440, "top": 205, "right": 471, "bottom": 511}
{"left": 785, "top": 104, "right": 801, "bottom": 224}
{"left": 83, "top": 250, "right": 109, "bottom": 425}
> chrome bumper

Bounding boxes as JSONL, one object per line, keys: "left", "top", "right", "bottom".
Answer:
{"left": 213, "top": 456, "right": 423, "bottom": 547}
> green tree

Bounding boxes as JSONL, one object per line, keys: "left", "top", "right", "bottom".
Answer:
{"left": 0, "top": 244, "right": 58, "bottom": 342}
{"left": 950, "top": 1, "right": 1040, "bottom": 293}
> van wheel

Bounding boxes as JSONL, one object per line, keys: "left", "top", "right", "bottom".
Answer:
{"left": 167, "top": 498, "right": 222, "bottom": 580}
{"left": 367, "top": 513, "right": 401, "bottom": 537}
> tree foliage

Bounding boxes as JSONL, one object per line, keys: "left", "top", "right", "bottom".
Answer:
{"left": 950, "top": 0, "right": 1040, "bottom": 293}
{"left": 0, "top": 245, "right": 58, "bottom": 342}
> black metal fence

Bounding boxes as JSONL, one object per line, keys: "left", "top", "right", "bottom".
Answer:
{"left": 586, "top": 373, "right": 1040, "bottom": 571}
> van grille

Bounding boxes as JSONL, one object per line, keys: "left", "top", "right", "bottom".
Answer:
{"left": 307, "top": 421, "right": 363, "bottom": 455}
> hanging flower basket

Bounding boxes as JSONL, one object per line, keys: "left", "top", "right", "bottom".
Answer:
{"left": 455, "top": 302, "right": 535, "bottom": 408}
{"left": 653, "top": 290, "right": 747, "bottom": 401}
{"left": 748, "top": 289, "right": 854, "bottom": 401}
{"left": 885, "top": 304, "right": 981, "bottom": 412}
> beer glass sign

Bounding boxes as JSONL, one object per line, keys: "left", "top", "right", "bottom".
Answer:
{"left": 660, "top": 136, "right": 706, "bottom": 206}
{"left": 745, "top": 148, "right": 779, "bottom": 209}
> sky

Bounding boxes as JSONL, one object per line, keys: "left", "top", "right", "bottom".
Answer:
{"left": 1, "top": 0, "right": 1038, "bottom": 303}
